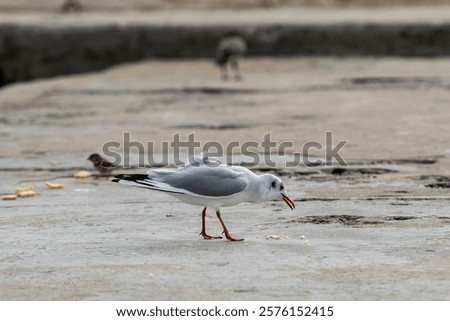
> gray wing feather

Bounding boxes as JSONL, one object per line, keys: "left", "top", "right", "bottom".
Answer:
{"left": 150, "top": 166, "right": 248, "bottom": 197}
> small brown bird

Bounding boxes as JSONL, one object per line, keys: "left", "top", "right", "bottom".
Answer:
{"left": 61, "top": 0, "right": 83, "bottom": 13}
{"left": 87, "top": 153, "right": 116, "bottom": 176}
{"left": 215, "top": 36, "right": 247, "bottom": 80}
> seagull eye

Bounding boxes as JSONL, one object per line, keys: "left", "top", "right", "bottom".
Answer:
{"left": 280, "top": 185, "right": 284, "bottom": 191}
{"left": 271, "top": 181, "right": 276, "bottom": 188}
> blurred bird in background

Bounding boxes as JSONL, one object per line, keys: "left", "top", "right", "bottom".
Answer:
{"left": 87, "top": 153, "right": 116, "bottom": 176}
{"left": 61, "top": 0, "right": 83, "bottom": 13}
{"left": 215, "top": 36, "right": 247, "bottom": 80}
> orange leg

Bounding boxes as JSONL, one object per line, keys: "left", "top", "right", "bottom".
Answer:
{"left": 216, "top": 210, "right": 243, "bottom": 242}
{"left": 199, "top": 207, "right": 222, "bottom": 240}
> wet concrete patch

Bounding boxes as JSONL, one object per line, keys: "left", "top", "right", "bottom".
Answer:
{"left": 344, "top": 76, "right": 450, "bottom": 89}
{"left": 290, "top": 214, "right": 429, "bottom": 226}
{"left": 256, "top": 155, "right": 439, "bottom": 179}
{"left": 258, "top": 166, "right": 401, "bottom": 178}
{"left": 347, "top": 157, "right": 440, "bottom": 166}
{"left": 413, "top": 175, "right": 450, "bottom": 189}
{"left": 426, "top": 182, "right": 450, "bottom": 189}
{"left": 325, "top": 167, "right": 398, "bottom": 176}
{"left": 422, "top": 176, "right": 450, "bottom": 189}
{"left": 170, "top": 122, "right": 251, "bottom": 130}
{"left": 49, "top": 87, "right": 260, "bottom": 96}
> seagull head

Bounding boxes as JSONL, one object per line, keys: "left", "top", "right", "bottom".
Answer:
{"left": 259, "top": 174, "right": 295, "bottom": 210}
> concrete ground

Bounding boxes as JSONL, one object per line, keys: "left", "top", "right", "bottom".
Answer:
{"left": 1, "top": 57, "right": 450, "bottom": 300}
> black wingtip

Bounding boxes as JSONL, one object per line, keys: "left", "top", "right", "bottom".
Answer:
{"left": 112, "top": 174, "right": 127, "bottom": 183}
{"left": 111, "top": 174, "right": 149, "bottom": 184}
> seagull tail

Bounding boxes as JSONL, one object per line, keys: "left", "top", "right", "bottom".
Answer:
{"left": 112, "top": 174, "right": 184, "bottom": 195}
{"left": 112, "top": 174, "right": 152, "bottom": 185}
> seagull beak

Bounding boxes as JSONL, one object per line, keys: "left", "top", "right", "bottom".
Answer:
{"left": 281, "top": 193, "right": 295, "bottom": 210}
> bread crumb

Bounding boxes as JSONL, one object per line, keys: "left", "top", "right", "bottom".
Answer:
{"left": 46, "top": 182, "right": 64, "bottom": 189}
{"left": 15, "top": 186, "right": 33, "bottom": 195}
{"left": 74, "top": 170, "right": 91, "bottom": 178}
{"left": 2, "top": 194, "right": 17, "bottom": 201}
{"left": 17, "top": 190, "right": 37, "bottom": 198}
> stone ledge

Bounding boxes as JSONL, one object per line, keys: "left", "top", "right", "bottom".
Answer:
{"left": 2, "top": 8, "right": 450, "bottom": 86}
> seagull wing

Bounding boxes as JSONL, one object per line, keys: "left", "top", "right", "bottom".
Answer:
{"left": 113, "top": 166, "right": 248, "bottom": 198}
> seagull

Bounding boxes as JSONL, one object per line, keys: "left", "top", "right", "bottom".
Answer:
{"left": 112, "top": 156, "right": 295, "bottom": 241}
{"left": 87, "top": 153, "right": 116, "bottom": 176}
{"left": 215, "top": 36, "right": 248, "bottom": 80}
